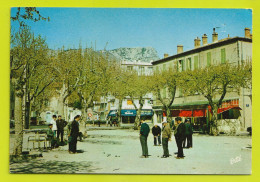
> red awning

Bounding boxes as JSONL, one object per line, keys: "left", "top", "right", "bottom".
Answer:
{"left": 217, "top": 106, "right": 242, "bottom": 114}
{"left": 171, "top": 109, "right": 206, "bottom": 117}
{"left": 208, "top": 105, "right": 242, "bottom": 114}
{"left": 193, "top": 109, "right": 206, "bottom": 117}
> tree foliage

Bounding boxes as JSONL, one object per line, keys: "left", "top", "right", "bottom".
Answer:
{"left": 180, "top": 62, "right": 252, "bottom": 135}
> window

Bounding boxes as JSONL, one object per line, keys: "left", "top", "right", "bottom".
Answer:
{"left": 139, "top": 66, "right": 144, "bottom": 74}
{"left": 177, "top": 60, "right": 184, "bottom": 71}
{"left": 156, "top": 66, "right": 159, "bottom": 72}
{"left": 186, "top": 58, "right": 191, "bottom": 70}
{"left": 194, "top": 56, "right": 199, "bottom": 69}
{"left": 221, "top": 48, "right": 226, "bottom": 64}
{"left": 127, "top": 66, "right": 133, "bottom": 71}
{"left": 163, "top": 64, "right": 166, "bottom": 71}
{"left": 207, "top": 52, "right": 211, "bottom": 66}
{"left": 179, "top": 88, "right": 183, "bottom": 97}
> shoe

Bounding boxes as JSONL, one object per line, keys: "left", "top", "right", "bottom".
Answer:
{"left": 175, "top": 156, "right": 181, "bottom": 159}
{"left": 69, "top": 151, "right": 73, "bottom": 154}
{"left": 140, "top": 155, "right": 146, "bottom": 158}
{"left": 145, "top": 156, "right": 149, "bottom": 158}
{"left": 161, "top": 155, "right": 168, "bottom": 158}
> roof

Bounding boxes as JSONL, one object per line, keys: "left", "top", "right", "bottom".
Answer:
{"left": 152, "top": 37, "right": 252, "bottom": 65}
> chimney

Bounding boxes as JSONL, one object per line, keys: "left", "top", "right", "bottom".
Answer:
{"left": 245, "top": 28, "right": 251, "bottom": 39}
{"left": 164, "top": 53, "right": 169, "bottom": 58}
{"left": 177, "top": 45, "right": 183, "bottom": 54}
{"left": 202, "top": 34, "right": 208, "bottom": 45}
{"left": 194, "top": 37, "right": 201, "bottom": 48}
{"left": 212, "top": 28, "right": 218, "bottom": 42}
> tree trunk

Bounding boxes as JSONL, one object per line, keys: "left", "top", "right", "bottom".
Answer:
{"left": 210, "top": 104, "right": 219, "bottom": 136}
{"left": 134, "top": 108, "right": 142, "bottom": 129}
{"left": 13, "top": 93, "right": 24, "bottom": 155}
{"left": 118, "top": 98, "right": 123, "bottom": 126}
{"left": 165, "top": 107, "right": 172, "bottom": 123}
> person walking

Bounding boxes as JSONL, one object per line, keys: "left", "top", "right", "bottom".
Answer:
{"left": 50, "top": 115, "right": 57, "bottom": 137}
{"left": 161, "top": 121, "right": 172, "bottom": 158}
{"left": 152, "top": 124, "right": 161, "bottom": 146}
{"left": 174, "top": 117, "right": 186, "bottom": 159}
{"left": 56, "top": 115, "right": 67, "bottom": 144}
{"left": 139, "top": 119, "right": 150, "bottom": 158}
{"left": 68, "top": 115, "right": 80, "bottom": 154}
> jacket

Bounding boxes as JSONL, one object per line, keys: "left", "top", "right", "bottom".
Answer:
{"left": 70, "top": 120, "right": 79, "bottom": 137}
{"left": 46, "top": 128, "right": 54, "bottom": 140}
{"left": 56, "top": 119, "right": 67, "bottom": 131}
{"left": 162, "top": 123, "right": 172, "bottom": 139}
{"left": 140, "top": 122, "right": 150, "bottom": 137}
{"left": 174, "top": 122, "right": 185, "bottom": 140}
{"left": 152, "top": 126, "right": 161, "bottom": 136}
{"left": 184, "top": 123, "right": 193, "bottom": 135}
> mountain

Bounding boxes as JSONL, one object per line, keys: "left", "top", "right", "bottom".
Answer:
{"left": 106, "top": 47, "right": 160, "bottom": 63}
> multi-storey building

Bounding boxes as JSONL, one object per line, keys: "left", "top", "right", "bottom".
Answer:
{"left": 106, "top": 60, "right": 154, "bottom": 125}
{"left": 152, "top": 28, "right": 252, "bottom": 133}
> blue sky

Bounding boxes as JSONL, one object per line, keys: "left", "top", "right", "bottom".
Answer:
{"left": 10, "top": 8, "right": 252, "bottom": 59}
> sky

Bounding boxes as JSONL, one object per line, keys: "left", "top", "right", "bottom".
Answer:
{"left": 10, "top": 8, "right": 252, "bottom": 59}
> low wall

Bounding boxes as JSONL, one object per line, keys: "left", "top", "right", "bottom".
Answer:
{"left": 217, "top": 119, "right": 241, "bottom": 135}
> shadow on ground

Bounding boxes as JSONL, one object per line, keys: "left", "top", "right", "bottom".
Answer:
{"left": 10, "top": 159, "right": 101, "bottom": 173}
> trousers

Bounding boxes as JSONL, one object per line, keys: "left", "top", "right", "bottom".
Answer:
{"left": 140, "top": 135, "right": 148, "bottom": 156}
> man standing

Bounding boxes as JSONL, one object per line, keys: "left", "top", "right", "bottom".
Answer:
{"left": 152, "top": 124, "right": 161, "bottom": 146}
{"left": 186, "top": 119, "right": 193, "bottom": 148}
{"left": 50, "top": 115, "right": 57, "bottom": 137}
{"left": 69, "top": 115, "right": 80, "bottom": 154}
{"left": 56, "top": 115, "right": 67, "bottom": 144}
{"left": 174, "top": 117, "right": 186, "bottom": 159}
{"left": 139, "top": 120, "right": 150, "bottom": 158}
{"left": 161, "top": 121, "right": 172, "bottom": 158}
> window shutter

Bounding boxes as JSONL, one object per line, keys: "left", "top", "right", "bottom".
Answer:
{"left": 207, "top": 52, "right": 211, "bottom": 66}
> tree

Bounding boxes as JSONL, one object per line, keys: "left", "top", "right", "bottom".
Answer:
{"left": 10, "top": 27, "right": 51, "bottom": 154}
{"left": 105, "top": 64, "right": 129, "bottom": 125}
{"left": 77, "top": 48, "right": 119, "bottom": 121}
{"left": 10, "top": 7, "right": 50, "bottom": 155}
{"left": 150, "top": 68, "right": 179, "bottom": 123}
{"left": 180, "top": 62, "right": 252, "bottom": 135}
{"left": 127, "top": 72, "right": 152, "bottom": 129}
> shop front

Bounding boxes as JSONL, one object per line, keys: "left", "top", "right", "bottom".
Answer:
{"left": 121, "top": 109, "right": 137, "bottom": 124}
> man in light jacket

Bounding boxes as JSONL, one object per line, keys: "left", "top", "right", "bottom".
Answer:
{"left": 161, "top": 121, "right": 172, "bottom": 158}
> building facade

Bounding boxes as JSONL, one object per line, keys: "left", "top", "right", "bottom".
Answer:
{"left": 152, "top": 28, "right": 252, "bottom": 133}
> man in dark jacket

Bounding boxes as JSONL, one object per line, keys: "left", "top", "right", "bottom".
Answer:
{"left": 187, "top": 119, "right": 193, "bottom": 148}
{"left": 174, "top": 117, "right": 185, "bottom": 159}
{"left": 183, "top": 118, "right": 193, "bottom": 148}
{"left": 56, "top": 115, "right": 68, "bottom": 144}
{"left": 69, "top": 115, "right": 80, "bottom": 154}
{"left": 139, "top": 120, "right": 150, "bottom": 158}
{"left": 152, "top": 124, "right": 161, "bottom": 146}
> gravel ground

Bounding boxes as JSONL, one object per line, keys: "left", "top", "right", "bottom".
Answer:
{"left": 9, "top": 129, "right": 252, "bottom": 174}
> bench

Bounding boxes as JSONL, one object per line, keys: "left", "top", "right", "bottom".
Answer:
{"left": 27, "top": 133, "right": 50, "bottom": 150}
